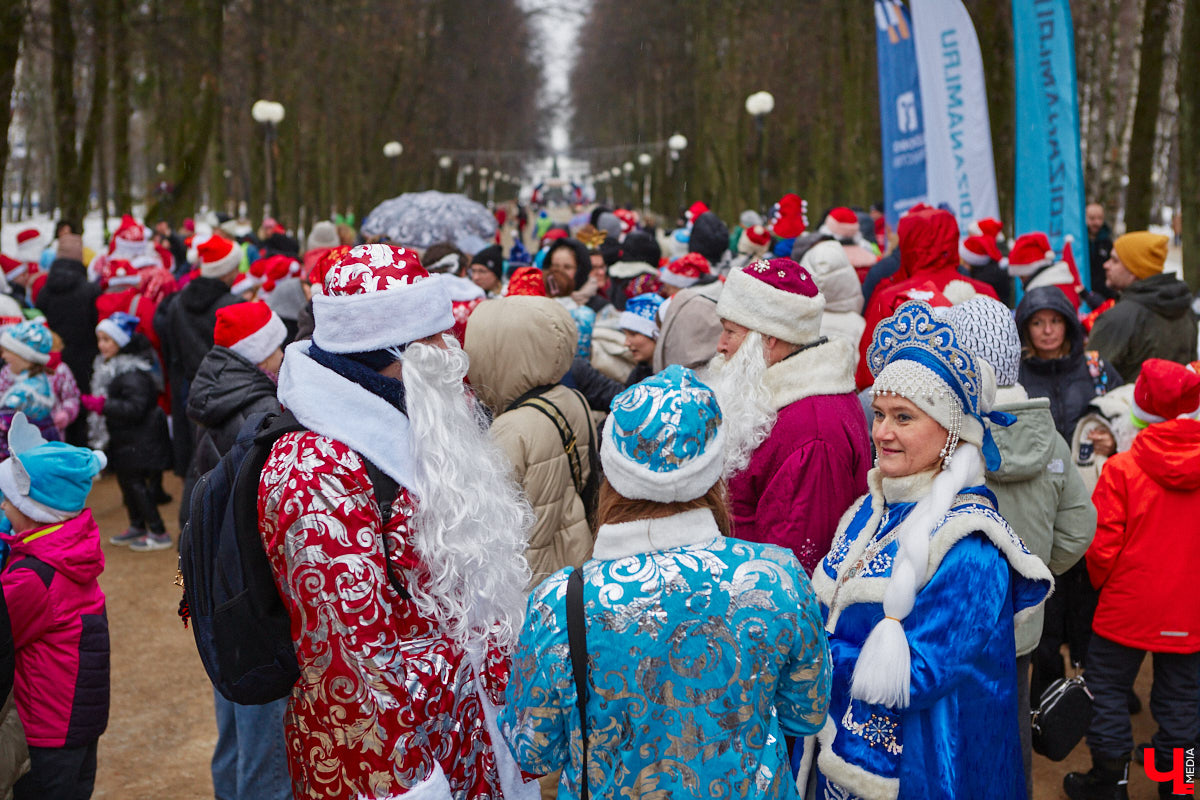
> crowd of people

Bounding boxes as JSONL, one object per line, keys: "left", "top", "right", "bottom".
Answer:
{"left": 0, "top": 191, "right": 1195, "bottom": 800}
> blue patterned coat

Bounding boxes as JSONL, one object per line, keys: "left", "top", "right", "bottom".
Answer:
{"left": 501, "top": 507, "right": 831, "bottom": 799}
{"left": 809, "top": 470, "right": 1052, "bottom": 800}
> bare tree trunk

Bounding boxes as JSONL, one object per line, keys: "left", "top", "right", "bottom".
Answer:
{"left": 0, "top": 0, "right": 25, "bottom": 237}
{"left": 1180, "top": 0, "right": 1200, "bottom": 290}
{"left": 1125, "top": 0, "right": 1172, "bottom": 229}
{"left": 111, "top": 0, "right": 131, "bottom": 212}
{"left": 50, "top": 0, "right": 81, "bottom": 224}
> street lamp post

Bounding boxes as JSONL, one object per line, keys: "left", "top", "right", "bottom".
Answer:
{"left": 622, "top": 161, "right": 634, "bottom": 206}
{"left": 637, "top": 152, "right": 653, "bottom": 210}
{"left": 668, "top": 133, "right": 688, "bottom": 213}
{"left": 745, "top": 91, "right": 775, "bottom": 215}
{"left": 251, "top": 99, "right": 285, "bottom": 219}
{"left": 461, "top": 164, "right": 474, "bottom": 198}
{"left": 479, "top": 167, "right": 490, "bottom": 205}
{"left": 438, "top": 155, "right": 452, "bottom": 192}
{"left": 382, "top": 141, "right": 403, "bottom": 193}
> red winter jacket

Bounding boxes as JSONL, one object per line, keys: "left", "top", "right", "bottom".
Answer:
{"left": 1, "top": 510, "right": 109, "bottom": 747}
{"left": 856, "top": 208, "right": 998, "bottom": 389}
{"left": 1088, "top": 418, "right": 1200, "bottom": 653}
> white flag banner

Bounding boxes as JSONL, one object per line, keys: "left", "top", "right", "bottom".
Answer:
{"left": 909, "top": 0, "right": 999, "bottom": 230}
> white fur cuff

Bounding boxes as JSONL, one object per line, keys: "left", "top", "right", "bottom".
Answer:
{"left": 312, "top": 278, "right": 454, "bottom": 353}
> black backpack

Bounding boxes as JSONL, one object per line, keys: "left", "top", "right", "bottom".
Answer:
{"left": 179, "top": 410, "right": 402, "bottom": 705}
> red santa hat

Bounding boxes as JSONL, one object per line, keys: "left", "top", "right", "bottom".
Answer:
{"left": 196, "top": 234, "right": 242, "bottom": 278}
{"left": 770, "top": 193, "right": 808, "bottom": 239}
{"left": 969, "top": 216, "right": 1004, "bottom": 241}
{"left": 214, "top": 301, "right": 287, "bottom": 366}
{"left": 716, "top": 257, "right": 824, "bottom": 344}
{"left": 614, "top": 208, "right": 637, "bottom": 234}
{"left": 1003, "top": 232, "right": 1056, "bottom": 277}
{"left": 685, "top": 201, "right": 710, "bottom": 223}
{"left": 659, "top": 252, "right": 711, "bottom": 288}
{"left": 311, "top": 244, "right": 453, "bottom": 354}
{"left": 232, "top": 254, "right": 301, "bottom": 295}
{"left": 14, "top": 228, "right": 44, "bottom": 263}
{"left": 0, "top": 254, "right": 28, "bottom": 282}
{"left": 100, "top": 259, "right": 140, "bottom": 290}
{"left": 1131, "top": 358, "right": 1200, "bottom": 427}
{"left": 822, "top": 207, "right": 861, "bottom": 241}
{"left": 504, "top": 266, "right": 548, "bottom": 297}
{"left": 959, "top": 234, "right": 1003, "bottom": 266}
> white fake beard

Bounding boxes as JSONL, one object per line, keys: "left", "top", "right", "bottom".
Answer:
{"left": 400, "top": 335, "right": 534, "bottom": 660}
{"left": 703, "top": 330, "right": 777, "bottom": 478}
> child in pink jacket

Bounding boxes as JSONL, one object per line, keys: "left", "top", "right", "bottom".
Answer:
{"left": 0, "top": 413, "right": 108, "bottom": 800}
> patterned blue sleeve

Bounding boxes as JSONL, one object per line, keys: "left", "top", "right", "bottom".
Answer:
{"left": 501, "top": 570, "right": 576, "bottom": 779}
{"left": 776, "top": 560, "right": 833, "bottom": 737}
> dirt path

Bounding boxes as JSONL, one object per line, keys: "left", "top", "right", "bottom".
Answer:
{"left": 85, "top": 473, "right": 1167, "bottom": 799}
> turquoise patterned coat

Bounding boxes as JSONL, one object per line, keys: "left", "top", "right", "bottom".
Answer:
{"left": 501, "top": 507, "right": 831, "bottom": 799}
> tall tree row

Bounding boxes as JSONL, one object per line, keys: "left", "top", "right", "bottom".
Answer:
{"left": 571, "top": 0, "right": 1189, "bottom": 233}
{"left": 2, "top": 0, "right": 543, "bottom": 233}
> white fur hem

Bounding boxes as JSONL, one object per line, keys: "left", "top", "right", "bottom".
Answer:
{"left": 312, "top": 277, "right": 454, "bottom": 353}
{"left": 716, "top": 266, "right": 824, "bottom": 345}
{"left": 763, "top": 336, "right": 856, "bottom": 411}
{"left": 200, "top": 246, "right": 241, "bottom": 278}
{"left": 430, "top": 272, "right": 486, "bottom": 302}
{"left": 0, "top": 330, "right": 49, "bottom": 365}
{"left": 659, "top": 267, "right": 698, "bottom": 288}
{"left": 475, "top": 682, "right": 540, "bottom": 800}
{"left": 816, "top": 716, "right": 899, "bottom": 800}
{"left": 228, "top": 312, "right": 286, "bottom": 366}
{"left": 600, "top": 416, "right": 725, "bottom": 503}
{"left": 1024, "top": 260, "right": 1074, "bottom": 288}
{"left": 0, "top": 459, "right": 77, "bottom": 524}
{"left": 355, "top": 762, "right": 452, "bottom": 800}
{"left": 277, "top": 341, "right": 416, "bottom": 488}
{"left": 592, "top": 508, "right": 721, "bottom": 560}
{"left": 959, "top": 242, "right": 991, "bottom": 266}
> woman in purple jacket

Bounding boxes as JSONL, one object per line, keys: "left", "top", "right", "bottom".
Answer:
{"left": 0, "top": 413, "right": 108, "bottom": 800}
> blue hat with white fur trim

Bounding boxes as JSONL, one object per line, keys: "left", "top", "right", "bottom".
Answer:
{"left": 96, "top": 311, "right": 140, "bottom": 350}
{"left": 0, "top": 413, "right": 106, "bottom": 524}
{"left": 601, "top": 365, "right": 725, "bottom": 503}
{"left": 619, "top": 292, "right": 664, "bottom": 340}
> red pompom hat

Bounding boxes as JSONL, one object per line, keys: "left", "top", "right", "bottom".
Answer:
{"left": 196, "top": 234, "right": 242, "bottom": 278}
{"left": 1131, "top": 358, "right": 1200, "bottom": 427}
{"left": 1004, "top": 232, "right": 1055, "bottom": 277}
{"left": 660, "top": 252, "right": 711, "bottom": 288}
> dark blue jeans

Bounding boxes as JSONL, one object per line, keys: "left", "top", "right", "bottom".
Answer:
{"left": 1085, "top": 633, "right": 1200, "bottom": 762}
{"left": 212, "top": 689, "right": 292, "bottom": 800}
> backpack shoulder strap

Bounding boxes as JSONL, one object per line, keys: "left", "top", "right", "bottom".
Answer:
{"left": 512, "top": 392, "right": 586, "bottom": 499}
{"left": 566, "top": 567, "right": 589, "bottom": 800}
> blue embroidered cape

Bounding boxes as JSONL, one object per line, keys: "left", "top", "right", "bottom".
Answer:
{"left": 811, "top": 479, "right": 1051, "bottom": 800}
{"left": 501, "top": 509, "right": 831, "bottom": 799}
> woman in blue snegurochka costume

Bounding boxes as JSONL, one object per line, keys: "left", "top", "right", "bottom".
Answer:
{"left": 808, "top": 301, "right": 1053, "bottom": 800}
{"left": 501, "top": 365, "right": 832, "bottom": 799}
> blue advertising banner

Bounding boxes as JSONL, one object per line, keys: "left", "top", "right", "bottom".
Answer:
{"left": 1013, "top": 0, "right": 1090, "bottom": 287}
{"left": 875, "top": 0, "right": 928, "bottom": 228}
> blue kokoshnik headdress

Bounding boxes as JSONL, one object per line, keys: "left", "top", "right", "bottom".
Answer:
{"left": 867, "top": 300, "right": 1014, "bottom": 471}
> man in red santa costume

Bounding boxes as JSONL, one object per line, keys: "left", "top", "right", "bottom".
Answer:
{"left": 258, "top": 243, "right": 537, "bottom": 800}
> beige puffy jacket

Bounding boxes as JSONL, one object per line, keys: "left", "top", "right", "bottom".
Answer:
{"left": 465, "top": 297, "right": 595, "bottom": 590}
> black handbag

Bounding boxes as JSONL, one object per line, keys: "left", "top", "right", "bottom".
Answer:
{"left": 1031, "top": 674, "right": 1094, "bottom": 761}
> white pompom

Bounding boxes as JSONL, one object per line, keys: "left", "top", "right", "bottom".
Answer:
{"left": 850, "top": 616, "right": 912, "bottom": 707}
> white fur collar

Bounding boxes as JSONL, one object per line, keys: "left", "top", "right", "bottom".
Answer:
{"left": 763, "top": 335, "right": 857, "bottom": 411}
{"left": 878, "top": 468, "right": 938, "bottom": 503}
{"left": 592, "top": 508, "right": 721, "bottom": 560}
{"left": 608, "top": 260, "right": 658, "bottom": 280}
{"left": 276, "top": 341, "right": 416, "bottom": 489}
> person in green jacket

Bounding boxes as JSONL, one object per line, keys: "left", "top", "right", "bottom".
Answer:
{"left": 947, "top": 296, "right": 1097, "bottom": 799}
{"left": 1087, "top": 232, "right": 1197, "bottom": 381}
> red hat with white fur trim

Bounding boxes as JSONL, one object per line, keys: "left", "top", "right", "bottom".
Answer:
{"left": 14, "top": 229, "right": 44, "bottom": 263}
{"left": 823, "top": 207, "right": 861, "bottom": 241}
{"left": 197, "top": 234, "right": 242, "bottom": 278}
{"left": 1131, "top": 358, "right": 1200, "bottom": 427}
{"left": 685, "top": 201, "right": 710, "bottom": 223}
{"left": 959, "top": 234, "right": 1003, "bottom": 266}
{"left": 660, "top": 252, "right": 711, "bottom": 288}
{"left": 232, "top": 254, "right": 302, "bottom": 296}
{"left": 100, "top": 259, "right": 140, "bottom": 290}
{"left": 1003, "top": 232, "right": 1055, "bottom": 277}
{"left": 716, "top": 257, "right": 825, "bottom": 345}
{"left": 214, "top": 301, "right": 287, "bottom": 366}
{"left": 970, "top": 217, "right": 1004, "bottom": 240}
{"left": 311, "top": 243, "right": 453, "bottom": 354}
{"left": 0, "top": 254, "right": 28, "bottom": 282}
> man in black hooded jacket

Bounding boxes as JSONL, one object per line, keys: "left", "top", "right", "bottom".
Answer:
{"left": 35, "top": 240, "right": 100, "bottom": 446}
